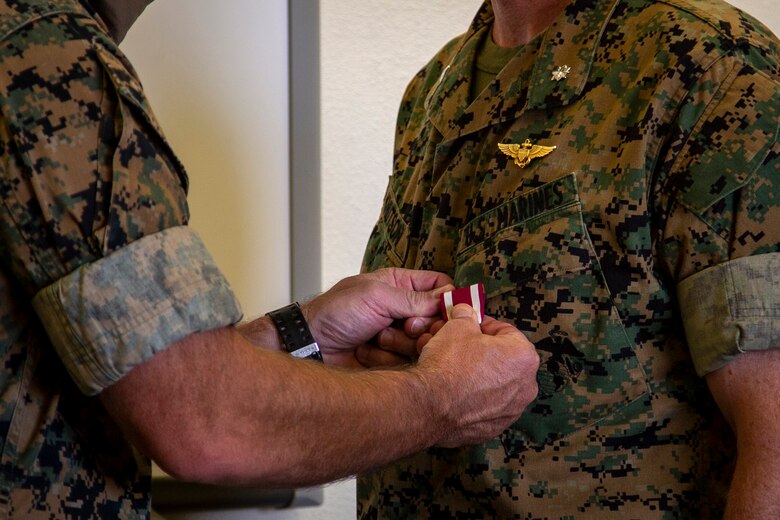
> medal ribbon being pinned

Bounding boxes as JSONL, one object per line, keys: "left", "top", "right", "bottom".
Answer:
{"left": 440, "top": 283, "right": 485, "bottom": 324}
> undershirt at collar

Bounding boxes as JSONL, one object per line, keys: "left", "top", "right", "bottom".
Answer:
{"left": 471, "top": 27, "right": 524, "bottom": 101}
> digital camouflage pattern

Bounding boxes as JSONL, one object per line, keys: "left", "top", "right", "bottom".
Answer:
{"left": 359, "top": 0, "right": 780, "bottom": 517}
{"left": 0, "top": 0, "right": 241, "bottom": 517}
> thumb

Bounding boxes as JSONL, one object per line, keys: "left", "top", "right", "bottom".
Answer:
{"left": 448, "top": 303, "right": 480, "bottom": 323}
{"left": 435, "top": 304, "right": 481, "bottom": 340}
{"left": 384, "top": 284, "right": 452, "bottom": 319}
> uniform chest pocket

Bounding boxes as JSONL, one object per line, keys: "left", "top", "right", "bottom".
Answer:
{"left": 454, "top": 173, "right": 648, "bottom": 454}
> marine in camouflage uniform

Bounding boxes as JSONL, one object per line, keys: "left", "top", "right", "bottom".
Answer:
{"left": 359, "top": 0, "right": 779, "bottom": 517}
{"left": 0, "top": 0, "right": 241, "bottom": 517}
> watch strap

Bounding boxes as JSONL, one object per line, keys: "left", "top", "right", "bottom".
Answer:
{"left": 266, "top": 303, "right": 323, "bottom": 361}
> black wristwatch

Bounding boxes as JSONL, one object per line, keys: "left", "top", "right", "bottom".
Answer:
{"left": 266, "top": 303, "right": 323, "bottom": 362}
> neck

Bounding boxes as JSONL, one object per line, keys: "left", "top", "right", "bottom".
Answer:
{"left": 91, "top": 0, "right": 154, "bottom": 43}
{"left": 491, "top": 0, "right": 570, "bottom": 47}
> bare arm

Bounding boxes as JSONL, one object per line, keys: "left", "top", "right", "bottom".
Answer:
{"left": 706, "top": 348, "right": 780, "bottom": 519}
{"left": 99, "top": 270, "right": 539, "bottom": 488}
{"left": 101, "top": 325, "right": 442, "bottom": 488}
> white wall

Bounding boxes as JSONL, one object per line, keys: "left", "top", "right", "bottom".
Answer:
{"left": 729, "top": 0, "right": 777, "bottom": 23}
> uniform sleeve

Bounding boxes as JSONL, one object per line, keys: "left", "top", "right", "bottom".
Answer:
{"left": 677, "top": 253, "right": 780, "bottom": 376}
{"left": 32, "top": 226, "right": 241, "bottom": 395}
{"left": 0, "top": 13, "right": 241, "bottom": 394}
{"left": 658, "top": 54, "right": 780, "bottom": 376}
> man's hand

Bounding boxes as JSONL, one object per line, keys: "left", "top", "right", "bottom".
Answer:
{"left": 412, "top": 304, "right": 540, "bottom": 446}
{"left": 302, "top": 268, "right": 453, "bottom": 367}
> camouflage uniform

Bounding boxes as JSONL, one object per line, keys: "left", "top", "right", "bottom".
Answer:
{"left": 0, "top": 0, "right": 241, "bottom": 517}
{"left": 359, "top": 0, "right": 779, "bottom": 517}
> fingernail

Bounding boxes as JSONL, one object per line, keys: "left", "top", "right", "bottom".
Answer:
{"left": 377, "top": 329, "right": 392, "bottom": 348}
{"left": 433, "top": 284, "right": 455, "bottom": 296}
{"left": 409, "top": 318, "right": 424, "bottom": 336}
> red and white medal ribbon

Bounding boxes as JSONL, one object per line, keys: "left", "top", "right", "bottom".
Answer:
{"left": 440, "top": 283, "right": 485, "bottom": 324}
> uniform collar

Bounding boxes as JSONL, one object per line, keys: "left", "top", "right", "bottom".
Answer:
{"left": 426, "top": 0, "right": 620, "bottom": 141}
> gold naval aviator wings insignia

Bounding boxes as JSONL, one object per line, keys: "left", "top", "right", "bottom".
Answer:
{"left": 498, "top": 139, "right": 556, "bottom": 168}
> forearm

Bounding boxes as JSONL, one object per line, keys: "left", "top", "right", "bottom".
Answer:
{"left": 722, "top": 382, "right": 780, "bottom": 519}
{"left": 706, "top": 349, "right": 780, "bottom": 519}
{"left": 235, "top": 314, "right": 284, "bottom": 352}
{"left": 724, "top": 444, "right": 780, "bottom": 519}
{"left": 101, "top": 326, "right": 442, "bottom": 487}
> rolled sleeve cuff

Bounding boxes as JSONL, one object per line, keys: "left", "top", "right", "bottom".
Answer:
{"left": 32, "top": 226, "right": 243, "bottom": 395}
{"left": 678, "top": 253, "right": 780, "bottom": 377}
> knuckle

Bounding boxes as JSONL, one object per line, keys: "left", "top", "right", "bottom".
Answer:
{"left": 524, "top": 381, "right": 539, "bottom": 404}
{"left": 527, "top": 350, "right": 541, "bottom": 370}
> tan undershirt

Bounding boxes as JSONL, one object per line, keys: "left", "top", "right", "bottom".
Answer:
{"left": 471, "top": 28, "right": 524, "bottom": 101}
